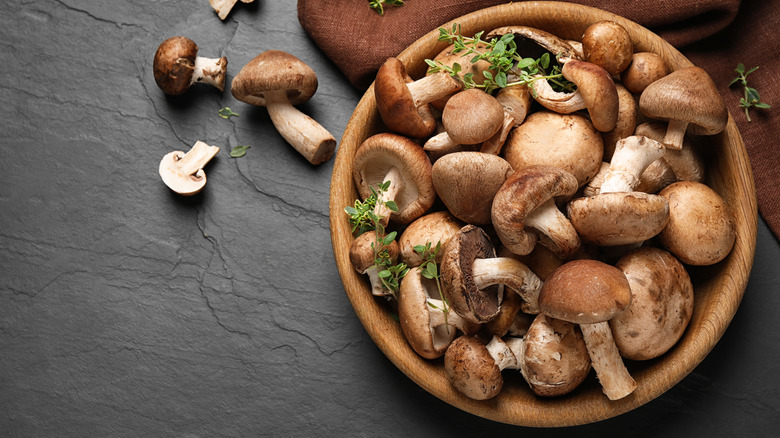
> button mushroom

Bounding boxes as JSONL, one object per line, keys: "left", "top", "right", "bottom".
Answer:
{"left": 610, "top": 247, "right": 694, "bottom": 360}
{"left": 209, "top": 0, "right": 254, "bottom": 20}
{"left": 621, "top": 52, "right": 669, "bottom": 94}
{"left": 503, "top": 111, "right": 603, "bottom": 188}
{"left": 581, "top": 21, "right": 634, "bottom": 76}
{"left": 231, "top": 50, "right": 336, "bottom": 165}
{"left": 427, "top": 42, "right": 494, "bottom": 110}
{"left": 491, "top": 165, "right": 581, "bottom": 259}
{"left": 638, "top": 66, "right": 728, "bottom": 150}
{"left": 658, "top": 181, "right": 736, "bottom": 265}
{"left": 375, "top": 57, "right": 462, "bottom": 139}
{"left": 479, "top": 84, "right": 532, "bottom": 155}
{"left": 440, "top": 225, "right": 542, "bottom": 324}
{"left": 538, "top": 259, "right": 636, "bottom": 400}
{"left": 398, "top": 266, "right": 479, "bottom": 359}
{"left": 159, "top": 141, "right": 220, "bottom": 196}
{"left": 153, "top": 36, "right": 227, "bottom": 95}
{"left": 397, "top": 211, "right": 464, "bottom": 267}
{"left": 424, "top": 89, "right": 505, "bottom": 149}
{"left": 431, "top": 151, "right": 513, "bottom": 225}
{"left": 349, "top": 230, "right": 400, "bottom": 298}
{"left": 444, "top": 334, "right": 523, "bottom": 400}
{"left": 352, "top": 133, "right": 435, "bottom": 226}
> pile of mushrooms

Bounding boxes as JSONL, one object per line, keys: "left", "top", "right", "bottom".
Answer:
{"left": 346, "top": 20, "right": 735, "bottom": 401}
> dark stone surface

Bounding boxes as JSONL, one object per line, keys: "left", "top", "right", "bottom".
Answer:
{"left": 1, "top": 1, "right": 778, "bottom": 436}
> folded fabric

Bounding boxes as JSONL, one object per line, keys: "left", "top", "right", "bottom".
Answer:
{"left": 298, "top": 0, "right": 780, "bottom": 241}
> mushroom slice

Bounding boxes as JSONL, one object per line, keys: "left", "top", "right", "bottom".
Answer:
{"left": 159, "top": 141, "right": 219, "bottom": 196}
{"left": 352, "top": 133, "right": 435, "bottom": 225}
{"left": 231, "top": 50, "right": 336, "bottom": 165}
{"left": 375, "top": 57, "right": 461, "bottom": 139}
{"left": 639, "top": 66, "right": 728, "bottom": 150}
{"left": 441, "top": 225, "right": 542, "bottom": 323}
{"left": 349, "top": 231, "right": 400, "bottom": 297}
{"left": 444, "top": 335, "right": 523, "bottom": 400}
{"left": 658, "top": 181, "right": 736, "bottom": 266}
{"left": 432, "top": 152, "right": 513, "bottom": 225}
{"left": 492, "top": 165, "right": 581, "bottom": 259}
{"left": 520, "top": 314, "right": 591, "bottom": 397}
{"left": 153, "top": 37, "right": 227, "bottom": 95}
{"left": 538, "top": 259, "right": 636, "bottom": 400}
{"left": 399, "top": 267, "right": 479, "bottom": 359}
{"left": 210, "top": 0, "right": 254, "bottom": 20}
{"left": 398, "top": 211, "right": 464, "bottom": 267}
{"left": 610, "top": 247, "right": 694, "bottom": 360}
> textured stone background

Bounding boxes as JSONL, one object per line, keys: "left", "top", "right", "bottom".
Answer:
{"left": 1, "top": 1, "right": 778, "bottom": 436}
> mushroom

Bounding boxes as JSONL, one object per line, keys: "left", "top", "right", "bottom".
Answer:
{"left": 491, "top": 165, "right": 581, "bottom": 259}
{"left": 444, "top": 334, "right": 523, "bottom": 400}
{"left": 639, "top": 66, "right": 728, "bottom": 150}
{"left": 153, "top": 36, "right": 227, "bottom": 95}
{"left": 621, "top": 52, "right": 669, "bottom": 94}
{"left": 568, "top": 135, "right": 670, "bottom": 246}
{"left": 431, "top": 151, "right": 513, "bottom": 225}
{"left": 375, "top": 57, "right": 462, "bottom": 139}
{"left": 503, "top": 111, "right": 603, "bottom": 188}
{"left": 398, "top": 266, "right": 479, "bottom": 359}
{"left": 485, "top": 26, "right": 581, "bottom": 61}
{"left": 479, "top": 84, "right": 532, "bottom": 155}
{"left": 349, "top": 230, "right": 400, "bottom": 298}
{"left": 634, "top": 122, "right": 706, "bottom": 184}
{"left": 610, "top": 247, "right": 694, "bottom": 360}
{"left": 397, "top": 211, "right": 464, "bottom": 267}
{"left": 427, "top": 42, "right": 494, "bottom": 110}
{"left": 538, "top": 259, "right": 636, "bottom": 400}
{"left": 484, "top": 291, "right": 533, "bottom": 337}
{"left": 440, "top": 225, "right": 542, "bottom": 323}
{"left": 424, "top": 89, "right": 505, "bottom": 149}
{"left": 581, "top": 21, "right": 634, "bottom": 76}
{"left": 520, "top": 314, "right": 591, "bottom": 397}
{"left": 158, "top": 141, "right": 220, "bottom": 196}
{"left": 601, "top": 83, "right": 638, "bottom": 161}
{"left": 658, "top": 181, "right": 736, "bottom": 265}
{"left": 352, "top": 133, "right": 435, "bottom": 226}
{"left": 231, "top": 50, "right": 336, "bottom": 165}
{"left": 209, "top": 0, "right": 254, "bottom": 20}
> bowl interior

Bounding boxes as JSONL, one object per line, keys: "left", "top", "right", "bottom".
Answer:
{"left": 328, "top": 1, "right": 757, "bottom": 427}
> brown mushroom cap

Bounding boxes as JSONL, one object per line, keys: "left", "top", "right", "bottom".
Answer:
{"left": 610, "top": 247, "right": 694, "bottom": 360}
{"left": 560, "top": 59, "right": 619, "bottom": 132}
{"left": 442, "top": 89, "right": 505, "bottom": 145}
{"left": 398, "top": 211, "right": 465, "bottom": 267}
{"left": 567, "top": 191, "right": 670, "bottom": 246}
{"left": 428, "top": 42, "right": 493, "bottom": 110}
{"left": 601, "top": 83, "right": 638, "bottom": 161}
{"left": 444, "top": 335, "right": 505, "bottom": 400}
{"left": 491, "top": 165, "right": 580, "bottom": 259}
{"left": 352, "top": 133, "right": 435, "bottom": 225}
{"left": 539, "top": 259, "right": 632, "bottom": 325}
{"left": 503, "top": 111, "right": 603, "bottom": 187}
{"left": 520, "top": 314, "right": 591, "bottom": 397}
{"left": 581, "top": 21, "right": 634, "bottom": 76}
{"left": 231, "top": 50, "right": 317, "bottom": 106}
{"left": 621, "top": 52, "right": 669, "bottom": 94}
{"left": 153, "top": 37, "right": 199, "bottom": 95}
{"left": 658, "top": 181, "right": 736, "bottom": 265}
{"left": 432, "top": 151, "right": 513, "bottom": 225}
{"left": 349, "top": 231, "right": 399, "bottom": 274}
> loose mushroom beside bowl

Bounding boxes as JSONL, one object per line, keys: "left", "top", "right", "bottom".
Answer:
{"left": 328, "top": 2, "right": 756, "bottom": 427}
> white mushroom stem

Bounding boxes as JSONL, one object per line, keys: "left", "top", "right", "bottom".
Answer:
{"left": 662, "top": 119, "right": 688, "bottom": 150}
{"left": 579, "top": 322, "right": 636, "bottom": 400}
{"left": 192, "top": 56, "right": 227, "bottom": 90}
{"left": 363, "top": 265, "right": 388, "bottom": 297}
{"left": 263, "top": 89, "right": 337, "bottom": 165}
{"left": 480, "top": 112, "right": 516, "bottom": 155}
{"left": 373, "top": 166, "right": 404, "bottom": 225}
{"left": 530, "top": 76, "right": 586, "bottom": 114}
{"left": 523, "top": 197, "right": 580, "bottom": 257}
{"left": 486, "top": 335, "right": 523, "bottom": 370}
{"left": 423, "top": 131, "right": 460, "bottom": 154}
{"left": 172, "top": 140, "right": 220, "bottom": 177}
{"left": 210, "top": 0, "right": 238, "bottom": 20}
{"left": 600, "top": 136, "right": 666, "bottom": 194}
{"left": 406, "top": 72, "right": 462, "bottom": 108}
{"left": 471, "top": 257, "right": 542, "bottom": 314}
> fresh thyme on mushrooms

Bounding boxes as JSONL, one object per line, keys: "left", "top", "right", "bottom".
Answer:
{"left": 414, "top": 241, "right": 451, "bottom": 330}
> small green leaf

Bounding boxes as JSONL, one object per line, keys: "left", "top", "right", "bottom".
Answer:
{"left": 218, "top": 107, "right": 239, "bottom": 119}
{"left": 378, "top": 270, "right": 391, "bottom": 278}
{"left": 384, "top": 200, "right": 398, "bottom": 212}
{"left": 229, "top": 145, "right": 250, "bottom": 157}
{"left": 413, "top": 245, "right": 426, "bottom": 253}
{"left": 344, "top": 206, "right": 359, "bottom": 215}
{"left": 735, "top": 63, "right": 745, "bottom": 74}
{"left": 755, "top": 102, "right": 771, "bottom": 109}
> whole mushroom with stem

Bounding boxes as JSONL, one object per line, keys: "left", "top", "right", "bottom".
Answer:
{"left": 153, "top": 36, "right": 227, "bottom": 95}
{"left": 231, "top": 50, "right": 336, "bottom": 165}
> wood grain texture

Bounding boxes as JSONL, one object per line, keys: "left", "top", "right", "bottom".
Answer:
{"left": 328, "top": 1, "right": 757, "bottom": 427}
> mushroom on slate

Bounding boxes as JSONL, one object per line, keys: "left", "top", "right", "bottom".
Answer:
{"left": 432, "top": 151, "right": 513, "bottom": 225}
{"left": 398, "top": 211, "right": 464, "bottom": 267}
{"left": 349, "top": 230, "right": 400, "bottom": 298}
{"left": 491, "top": 165, "right": 581, "bottom": 259}
{"left": 581, "top": 21, "right": 634, "bottom": 76}
{"left": 159, "top": 141, "right": 220, "bottom": 196}
{"left": 153, "top": 36, "right": 227, "bottom": 95}
{"left": 210, "top": 0, "right": 254, "bottom": 20}
{"left": 610, "top": 247, "right": 694, "bottom": 360}
{"left": 352, "top": 133, "right": 435, "bottom": 226}
{"left": 399, "top": 266, "right": 479, "bottom": 359}
{"left": 375, "top": 57, "right": 462, "bottom": 139}
{"left": 231, "top": 50, "right": 336, "bottom": 165}
{"left": 444, "top": 334, "right": 524, "bottom": 400}
{"left": 538, "top": 259, "right": 636, "bottom": 400}
{"left": 639, "top": 66, "right": 728, "bottom": 150}
{"left": 658, "top": 181, "right": 736, "bottom": 265}
{"left": 441, "top": 225, "right": 542, "bottom": 324}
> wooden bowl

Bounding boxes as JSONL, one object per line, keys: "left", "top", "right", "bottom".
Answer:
{"left": 328, "top": 1, "right": 757, "bottom": 427}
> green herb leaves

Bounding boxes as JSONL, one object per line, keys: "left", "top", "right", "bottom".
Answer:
{"left": 218, "top": 107, "right": 239, "bottom": 119}
{"left": 368, "top": 0, "right": 404, "bottom": 15}
{"left": 414, "top": 241, "right": 451, "bottom": 330}
{"left": 730, "top": 63, "right": 771, "bottom": 122}
{"left": 229, "top": 145, "right": 250, "bottom": 157}
{"left": 345, "top": 180, "right": 395, "bottom": 235}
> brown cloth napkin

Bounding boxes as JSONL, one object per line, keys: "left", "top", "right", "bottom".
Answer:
{"left": 299, "top": 0, "right": 780, "bottom": 241}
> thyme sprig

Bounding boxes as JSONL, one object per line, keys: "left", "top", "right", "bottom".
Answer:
{"left": 414, "top": 241, "right": 450, "bottom": 332}
{"left": 729, "top": 63, "right": 771, "bottom": 122}
{"left": 368, "top": 0, "right": 404, "bottom": 16}
{"left": 425, "top": 24, "right": 575, "bottom": 95}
